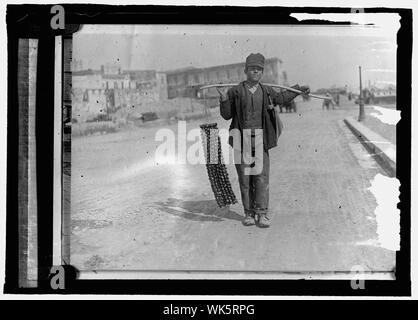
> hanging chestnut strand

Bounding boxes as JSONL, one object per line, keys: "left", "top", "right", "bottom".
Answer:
{"left": 200, "top": 123, "right": 238, "bottom": 208}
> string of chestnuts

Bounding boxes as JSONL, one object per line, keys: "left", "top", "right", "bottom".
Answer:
{"left": 200, "top": 123, "right": 238, "bottom": 208}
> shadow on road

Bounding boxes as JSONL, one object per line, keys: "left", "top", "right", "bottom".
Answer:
{"left": 154, "top": 198, "right": 243, "bottom": 222}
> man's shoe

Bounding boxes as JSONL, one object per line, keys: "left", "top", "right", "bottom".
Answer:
{"left": 242, "top": 214, "right": 255, "bottom": 226}
{"left": 258, "top": 214, "right": 270, "bottom": 228}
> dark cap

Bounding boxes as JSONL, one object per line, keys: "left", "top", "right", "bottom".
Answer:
{"left": 245, "top": 53, "right": 265, "bottom": 68}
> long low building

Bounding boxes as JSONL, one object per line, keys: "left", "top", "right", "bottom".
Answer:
{"left": 165, "top": 57, "right": 288, "bottom": 99}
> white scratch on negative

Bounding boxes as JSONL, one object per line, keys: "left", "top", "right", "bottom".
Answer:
{"left": 369, "top": 105, "right": 401, "bottom": 126}
{"left": 368, "top": 173, "right": 400, "bottom": 251}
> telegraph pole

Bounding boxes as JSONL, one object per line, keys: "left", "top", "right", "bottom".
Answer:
{"left": 358, "top": 66, "right": 365, "bottom": 121}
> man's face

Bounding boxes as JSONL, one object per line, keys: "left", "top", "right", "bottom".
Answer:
{"left": 245, "top": 65, "right": 263, "bottom": 83}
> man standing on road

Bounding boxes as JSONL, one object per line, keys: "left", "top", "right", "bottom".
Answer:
{"left": 322, "top": 92, "right": 335, "bottom": 110}
{"left": 217, "top": 53, "right": 310, "bottom": 228}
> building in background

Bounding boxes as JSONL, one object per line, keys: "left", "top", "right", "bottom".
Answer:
{"left": 165, "top": 57, "right": 288, "bottom": 99}
{"left": 72, "top": 57, "right": 287, "bottom": 122}
{"left": 72, "top": 66, "right": 168, "bottom": 122}
{"left": 367, "top": 83, "right": 396, "bottom": 104}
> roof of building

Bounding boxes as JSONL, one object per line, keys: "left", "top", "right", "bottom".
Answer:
{"left": 122, "top": 69, "right": 156, "bottom": 75}
{"left": 102, "top": 74, "right": 129, "bottom": 80}
{"left": 123, "top": 70, "right": 157, "bottom": 81}
{"left": 73, "top": 69, "right": 102, "bottom": 76}
{"left": 165, "top": 66, "right": 197, "bottom": 74}
{"left": 164, "top": 57, "right": 281, "bottom": 76}
{"left": 369, "top": 83, "right": 396, "bottom": 91}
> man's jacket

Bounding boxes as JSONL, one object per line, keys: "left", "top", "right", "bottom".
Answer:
{"left": 220, "top": 81, "right": 300, "bottom": 151}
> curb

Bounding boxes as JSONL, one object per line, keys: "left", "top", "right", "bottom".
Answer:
{"left": 343, "top": 116, "right": 396, "bottom": 177}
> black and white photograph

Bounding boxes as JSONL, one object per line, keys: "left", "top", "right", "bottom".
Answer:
{"left": 69, "top": 20, "right": 399, "bottom": 277}
{"left": 3, "top": 3, "right": 413, "bottom": 297}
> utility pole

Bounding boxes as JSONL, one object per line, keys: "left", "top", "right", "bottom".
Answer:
{"left": 203, "top": 90, "right": 208, "bottom": 117}
{"left": 358, "top": 66, "right": 365, "bottom": 121}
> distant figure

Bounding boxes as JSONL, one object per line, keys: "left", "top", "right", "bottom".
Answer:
{"left": 348, "top": 92, "right": 352, "bottom": 101}
{"left": 361, "top": 89, "right": 375, "bottom": 105}
{"left": 322, "top": 92, "right": 335, "bottom": 110}
{"left": 334, "top": 93, "right": 340, "bottom": 106}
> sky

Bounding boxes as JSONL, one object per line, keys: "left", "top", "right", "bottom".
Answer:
{"left": 73, "top": 17, "right": 398, "bottom": 91}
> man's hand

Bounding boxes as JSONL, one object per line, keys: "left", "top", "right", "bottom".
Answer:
{"left": 216, "top": 87, "right": 229, "bottom": 102}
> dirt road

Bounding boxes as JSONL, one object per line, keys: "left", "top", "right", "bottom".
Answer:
{"left": 70, "top": 97, "right": 396, "bottom": 274}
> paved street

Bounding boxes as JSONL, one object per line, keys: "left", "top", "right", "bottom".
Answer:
{"left": 70, "top": 96, "right": 396, "bottom": 274}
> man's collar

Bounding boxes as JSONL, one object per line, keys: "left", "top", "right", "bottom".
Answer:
{"left": 244, "top": 81, "right": 260, "bottom": 89}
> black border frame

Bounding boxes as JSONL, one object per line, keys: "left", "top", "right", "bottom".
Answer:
{"left": 5, "top": 4, "right": 412, "bottom": 296}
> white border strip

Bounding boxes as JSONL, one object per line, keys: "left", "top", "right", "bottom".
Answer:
{"left": 78, "top": 270, "right": 395, "bottom": 280}
{"left": 53, "top": 36, "right": 63, "bottom": 266}
{"left": 27, "top": 39, "right": 39, "bottom": 287}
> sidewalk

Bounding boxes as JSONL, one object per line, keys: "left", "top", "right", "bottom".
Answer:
{"left": 341, "top": 100, "right": 397, "bottom": 177}
{"left": 344, "top": 116, "right": 396, "bottom": 177}
{"left": 361, "top": 105, "right": 396, "bottom": 145}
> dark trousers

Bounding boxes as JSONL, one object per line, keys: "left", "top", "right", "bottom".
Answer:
{"left": 235, "top": 142, "right": 270, "bottom": 216}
